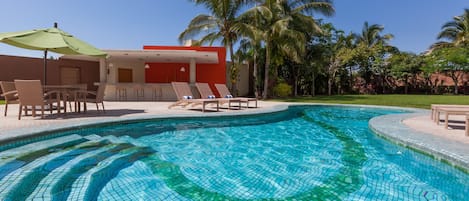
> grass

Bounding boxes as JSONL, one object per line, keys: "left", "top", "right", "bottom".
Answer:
{"left": 272, "top": 94, "right": 469, "bottom": 109}
{"left": 0, "top": 100, "right": 4, "bottom": 105}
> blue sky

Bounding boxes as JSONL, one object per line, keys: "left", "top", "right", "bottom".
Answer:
{"left": 0, "top": 0, "right": 467, "bottom": 59}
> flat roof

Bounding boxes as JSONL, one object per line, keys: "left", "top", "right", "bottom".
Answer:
{"left": 61, "top": 49, "right": 219, "bottom": 64}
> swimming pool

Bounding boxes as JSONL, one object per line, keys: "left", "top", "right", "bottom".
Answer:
{"left": 0, "top": 105, "right": 467, "bottom": 200}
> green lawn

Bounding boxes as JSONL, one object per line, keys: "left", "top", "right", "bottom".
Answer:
{"left": 0, "top": 100, "right": 4, "bottom": 105}
{"left": 273, "top": 94, "right": 469, "bottom": 109}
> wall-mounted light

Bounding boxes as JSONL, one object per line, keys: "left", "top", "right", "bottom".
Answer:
{"left": 107, "top": 63, "right": 113, "bottom": 75}
{"left": 180, "top": 67, "right": 186, "bottom": 72}
{"left": 145, "top": 64, "right": 150, "bottom": 69}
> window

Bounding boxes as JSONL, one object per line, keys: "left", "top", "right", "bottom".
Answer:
{"left": 60, "top": 67, "right": 81, "bottom": 85}
{"left": 118, "top": 68, "right": 133, "bottom": 83}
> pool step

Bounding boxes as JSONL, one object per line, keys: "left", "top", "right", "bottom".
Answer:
{"left": 48, "top": 142, "right": 135, "bottom": 201}
{"left": 66, "top": 146, "right": 154, "bottom": 201}
{"left": 119, "top": 135, "right": 148, "bottom": 147}
{"left": 27, "top": 140, "right": 119, "bottom": 200}
{"left": 83, "top": 134, "right": 104, "bottom": 141}
{"left": 0, "top": 133, "right": 154, "bottom": 201}
{"left": 0, "top": 134, "right": 84, "bottom": 162}
{"left": 0, "top": 135, "right": 88, "bottom": 182}
{"left": 0, "top": 139, "right": 108, "bottom": 200}
{"left": 98, "top": 161, "right": 188, "bottom": 201}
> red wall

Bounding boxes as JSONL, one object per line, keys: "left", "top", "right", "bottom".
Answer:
{"left": 143, "top": 46, "right": 226, "bottom": 96}
{"left": 144, "top": 62, "right": 190, "bottom": 83}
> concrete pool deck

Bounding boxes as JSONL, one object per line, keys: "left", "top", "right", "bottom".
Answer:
{"left": 0, "top": 101, "right": 468, "bottom": 170}
{"left": 0, "top": 101, "right": 287, "bottom": 142}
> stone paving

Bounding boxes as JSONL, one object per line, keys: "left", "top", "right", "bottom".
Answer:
{"left": 0, "top": 101, "right": 287, "bottom": 142}
{"left": 0, "top": 101, "right": 468, "bottom": 170}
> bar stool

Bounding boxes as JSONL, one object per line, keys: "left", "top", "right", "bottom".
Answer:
{"left": 115, "top": 86, "right": 127, "bottom": 101}
{"left": 152, "top": 85, "right": 162, "bottom": 101}
{"left": 134, "top": 84, "right": 145, "bottom": 100}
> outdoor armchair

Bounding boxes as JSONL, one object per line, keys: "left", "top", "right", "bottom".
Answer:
{"left": 74, "top": 83, "right": 106, "bottom": 113}
{"left": 14, "top": 80, "right": 61, "bottom": 120}
{"left": 0, "top": 81, "right": 19, "bottom": 116}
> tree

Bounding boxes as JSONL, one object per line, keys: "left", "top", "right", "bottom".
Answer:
{"left": 389, "top": 52, "right": 422, "bottom": 94}
{"left": 352, "top": 22, "right": 395, "bottom": 93}
{"left": 421, "top": 55, "right": 442, "bottom": 94}
{"left": 311, "top": 23, "right": 354, "bottom": 95}
{"left": 427, "top": 46, "right": 469, "bottom": 94}
{"left": 235, "top": 37, "right": 264, "bottom": 97}
{"left": 241, "top": 0, "right": 334, "bottom": 99}
{"left": 304, "top": 38, "right": 326, "bottom": 96}
{"left": 436, "top": 8, "right": 469, "bottom": 48}
{"left": 179, "top": 0, "right": 246, "bottom": 94}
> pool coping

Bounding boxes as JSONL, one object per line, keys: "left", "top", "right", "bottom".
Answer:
{"left": 369, "top": 111, "right": 469, "bottom": 172}
{"left": 1, "top": 102, "right": 468, "bottom": 172}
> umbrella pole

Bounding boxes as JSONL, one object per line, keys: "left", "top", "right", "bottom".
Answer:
{"left": 44, "top": 50, "right": 48, "bottom": 85}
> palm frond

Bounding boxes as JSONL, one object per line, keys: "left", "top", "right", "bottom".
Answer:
{"left": 436, "top": 8, "right": 469, "bottom": 45}
{"left": 199, "top": 32, "right": 224, "bottom": 46}
{"left": 178, "top": 23, "right": 219, "bottom": 44}
{"left": 291, "top": 0, "right": 335, "bottom": 17}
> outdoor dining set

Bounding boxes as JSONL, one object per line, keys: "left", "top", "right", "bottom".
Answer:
{"left": 0, "top": 80, "right": 105, "bottom": 120}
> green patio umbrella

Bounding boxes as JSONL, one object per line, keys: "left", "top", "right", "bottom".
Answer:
{"left": 0, "top": 23, "right": 107, "bottom": 84}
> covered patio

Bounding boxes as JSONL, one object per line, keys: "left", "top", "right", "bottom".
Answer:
{"left": 62, "top": 46, "right": 226, "bottom": 101}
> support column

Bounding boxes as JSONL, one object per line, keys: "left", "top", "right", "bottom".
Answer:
{"left": 189, "top": 58, "right": 196, "bottom": 84}
{"left": 99, "top": 58, "right": 107, "bottom": 83}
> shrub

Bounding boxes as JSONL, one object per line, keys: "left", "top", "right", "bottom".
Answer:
{"left": 273, "top": 82, "right": 292, "bottom": 97}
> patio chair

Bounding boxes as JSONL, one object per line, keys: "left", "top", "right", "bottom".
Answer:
{"left": 168, "top": 82, "right": 219, "bottom": 112}
{"left": 215, "top": 84, "right": 258, "bottom": 108}
{"left": 195, "top": 82, "right": 241, "bottom": 109}
{"left": 0, "top": 81, "right": 19, "bottom": 116}
{"left": 14, "top": 80, "right": 61, "bottom": 120}
{"left": 75, "top": 83, "right": 106, "bottom": 113}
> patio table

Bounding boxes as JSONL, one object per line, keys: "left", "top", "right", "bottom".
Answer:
{"left": 43, "top": 84, "right": 87, "bottom": 113}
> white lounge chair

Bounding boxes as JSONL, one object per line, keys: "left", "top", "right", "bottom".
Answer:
{"left": 215, "top": 83, "right": 258, "bottom": 108}
{"left": 168, "top": 82, "right": 219, "bottom": 112}
{"left": 195, "top": 82, "right": 241, "bottom": 109}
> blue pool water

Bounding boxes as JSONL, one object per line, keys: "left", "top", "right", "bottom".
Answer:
{"left": 0, "top": 105, "right": 468, "bottom": 200}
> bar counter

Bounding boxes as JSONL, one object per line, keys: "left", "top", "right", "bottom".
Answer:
{"left": 102, "top": 83, "right": 178, "bottom": 101}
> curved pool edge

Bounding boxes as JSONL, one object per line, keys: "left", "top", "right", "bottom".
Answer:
{"left": 2, "top": 102, "right": 468, "bottom": 173}
{"left": 0, "top": 104, "right": 291, "bottom": 145}
{"left": 369, "top": 112, "right": 469, "bottom": 172}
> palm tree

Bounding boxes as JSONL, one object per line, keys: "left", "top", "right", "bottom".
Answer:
{"left": 353, "top": 22, "right": 394, "bottom": 91}
{"left": 354, "top": 22, "right": 393, "bottom": 48}
{"left": 437, "top": 8, "right": 469, "bottom": 47}
{"left": 235, "top": 37, "right": 264, "bottom": 97}
{"left": 242, "top": 0, "right": 334, "bottom": 99}
{"left": 179, "top": 0, "right": 246, "bottom": 93}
